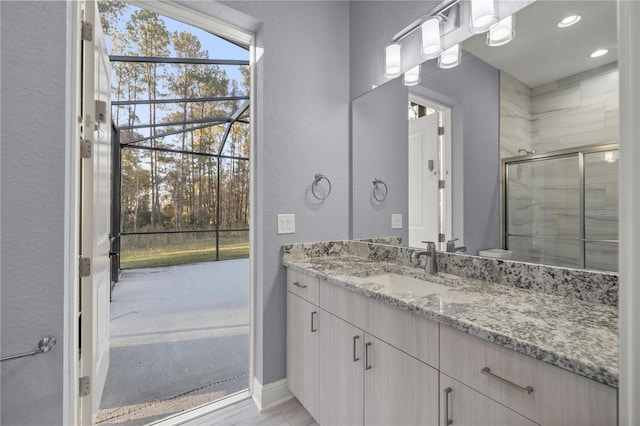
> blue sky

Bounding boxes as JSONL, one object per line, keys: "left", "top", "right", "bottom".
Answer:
{"left": 103, "top": 3, "right": 248, "bottom": 83}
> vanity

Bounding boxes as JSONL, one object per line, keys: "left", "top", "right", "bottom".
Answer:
{"left": 282, "top": 240, "right": 618, "bottom": 426}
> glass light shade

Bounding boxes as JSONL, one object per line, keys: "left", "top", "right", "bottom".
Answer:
{"left": 421, "top": 18, "right": 443, "bottom": 59}
{"left": 384, "top": 43, "right": 402, "bottom": 78}
{"left": 487, "top": 15, "right": 515, "bottom": 47}
{"left": 438, "top": 44, "right": 461, "bottom": 69}
{"left": 470, "top": 0, "right": 499, "bottom": 34}
{"left": 403, "top": 65, "right": 421, "bottom": 86}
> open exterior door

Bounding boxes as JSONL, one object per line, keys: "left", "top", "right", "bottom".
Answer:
{"left": 80, "top": 0, "right": 112, "bottom": 423}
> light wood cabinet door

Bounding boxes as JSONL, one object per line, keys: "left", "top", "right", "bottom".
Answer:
{"left": 440, "top": 326, "right": 617, "bottom": 426}
{"left": 319, "top": 310, "right": 364, "bottom": 426}
{"left": 364, "top": 334, "right": 439, "bottom": 426}
{"left": 440, "top": 373, "right": 539, "bottom": 426}
{"left": 287, "top": 292, "right": 320, "bottom": 421}
{"left": 320, "top": 278, "right": 439, "bottom": 368}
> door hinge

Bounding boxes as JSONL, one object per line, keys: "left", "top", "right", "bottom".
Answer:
{"left": 79, "top": 376, "right": 91, "bottom": 397}
{"left": 81, "top": 138, "right": 92, "bottom": 159}
{"left": 438, "top": 126, "right": 445, "bottom": 136}
{"left": 439, "top": 234, "right": 446, "bottom": 243}
{"left": 81, "top": 21, "right": 93, "bottom": 41}
{"left": 79, "top": 257, "right": 91, "bottom": 278}
{"left": 438, "top": 180, "right": 446, "bottom": 189}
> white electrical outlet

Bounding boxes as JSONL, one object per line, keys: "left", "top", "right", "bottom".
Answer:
{"left": 391, "top": 214, "right": 402, "bottom": 229}
{"left": 277, "top": 214, "right": 296, "bottom": 234}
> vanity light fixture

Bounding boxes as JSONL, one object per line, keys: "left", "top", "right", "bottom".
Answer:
{"left": 590, "top": 49, "right": 609, "bottom": 58}
{"left": 384, "top": 42, "right": 403, "bottom": 78}
{"left": 604, "top": 151, "right": 617, "bottom": 163}
{"left": 487, "top": 15, "right": 515, "bottom": 47}
{"left": 421, "top": 17, "right": 443, "bottom": 59}
{"left": 557, "top": 15, "right": 581, "bottom": 28}
{"left": 470, "top": 0, "right": 499, "bottom": 34}
{"left": 403, "top": 64, "right": 421, "bottom": 86}
{"left": 438, "top": 44, "right": 461, "bottom": 69}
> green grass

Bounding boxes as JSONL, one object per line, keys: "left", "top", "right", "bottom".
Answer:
{"left": 120, "top": 233, "right": 249, "bottom": 269}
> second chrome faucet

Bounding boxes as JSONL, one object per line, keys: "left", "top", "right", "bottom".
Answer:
{"left": 414, "top": 241, "right": 438, "bottom": 275}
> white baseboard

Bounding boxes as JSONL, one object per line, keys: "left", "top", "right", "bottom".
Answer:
{"left": 252, "top": 377, "right": 294, "bottom": 412}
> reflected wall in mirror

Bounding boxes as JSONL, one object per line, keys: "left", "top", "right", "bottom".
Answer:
{"left": 350, "top": 0, "right": 619, "bottom": 271}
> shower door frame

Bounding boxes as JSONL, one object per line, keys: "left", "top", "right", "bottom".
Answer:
{"left": 501, "top": 141, "right": 619, "bottom": 269}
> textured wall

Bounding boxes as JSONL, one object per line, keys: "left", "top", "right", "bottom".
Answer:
{"left": 188, "top": 0, "right": 351, "bottom": 386}
{"left": 349, "top": 1, "right": 440, "bottom": 100}
{"left": 1, "top": 2, "right": 70, "bottom": 424}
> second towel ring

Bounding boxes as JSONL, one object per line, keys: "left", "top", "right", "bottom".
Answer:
{"left": 312, "top": 173, "right": 332, "bottom": 200}
{"left": 373, "top": 178, "right": 388, "bottom": 202}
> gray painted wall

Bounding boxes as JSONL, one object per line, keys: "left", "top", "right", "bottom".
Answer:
{"left": 187, "top": 0, "right": 351, "bottom": 385}
{"left": 1, "top": 2, "right": 72, "bottom": 424}
{"left": 351, "top": 78, "right": 408, "bottom": 242}
{"left": 349, "top": 1, "right": 439, "bottom": 100}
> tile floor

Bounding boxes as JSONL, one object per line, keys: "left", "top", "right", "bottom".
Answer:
{"left": 179, "top": 397, "right": 317, "bottom": 426}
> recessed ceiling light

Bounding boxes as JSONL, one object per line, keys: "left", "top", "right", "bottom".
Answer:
{"left": 590, "top": 49, "right": 609, "bottom": 58}
{"left": 557, "top": 15, "right": 581, "bottom": 28}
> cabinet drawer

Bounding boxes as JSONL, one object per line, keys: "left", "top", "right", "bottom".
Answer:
{"left": 440, "top": 326, "right": 617, "bottom": 426}
{"left": 320, "top": 279, "right": 439, "bottom": 368}
{"left": 287, "top": 268, "right": 319, "bottom": 305}
{"left": 441, "top": 373, "right": 538, "bottom": 426}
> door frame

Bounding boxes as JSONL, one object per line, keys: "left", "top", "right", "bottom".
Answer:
{"left": 408, "top": 93, "right": 453, "bottom": 249}
{"left": 67, "top": 1, "right": 257, "bottom": 424}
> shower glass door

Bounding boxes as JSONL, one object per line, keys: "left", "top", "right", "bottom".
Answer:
{"left": 505, "top": 155, "right": 581, "bottom": 268}
{"left": 584, "top": 150, "right": 619, "bottom": 271}
{"left": 503, "top": 143, "right": 619, "bottom": 272}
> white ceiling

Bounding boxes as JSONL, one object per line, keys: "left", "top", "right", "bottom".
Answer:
{"left": 462, "top": 1, "right": 617, "bottom": 88}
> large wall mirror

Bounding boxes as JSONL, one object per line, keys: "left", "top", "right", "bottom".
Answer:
{"left": 351, "top": 0, "right": 619, "bottom": 272}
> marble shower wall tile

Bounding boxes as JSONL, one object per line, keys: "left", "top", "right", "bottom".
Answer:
{"left": 531, "top": 68, "right": 619, "bottom": 151}
{"left": 500, "top": 71, "right": 532, "bottom": 159}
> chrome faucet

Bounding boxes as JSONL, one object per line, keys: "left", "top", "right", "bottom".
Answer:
{"left": 446, "top": 238, "right": 467, "bottom": 253}
{"left": 414, "top": 241, "right": 438, "bottom": 275}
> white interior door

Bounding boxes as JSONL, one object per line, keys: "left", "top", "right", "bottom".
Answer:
{"left": 80, "top": 0, "right": 111, "bottom": 423}
{"left": 409, "top": 112, "right": 440, "bottom": 248}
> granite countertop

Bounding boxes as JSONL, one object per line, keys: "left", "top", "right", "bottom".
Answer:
{"left": 283, "top": 254, "right": 619, "bottom": 388}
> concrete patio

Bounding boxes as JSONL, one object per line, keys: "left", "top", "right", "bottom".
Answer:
{"left": 97, "top": 259, "right": 249, "bottom": 425}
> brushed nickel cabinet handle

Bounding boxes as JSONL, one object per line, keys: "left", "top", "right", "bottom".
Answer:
{"left": 444, "top": 387, "right": 453, "bottom": 425}
{"left": 365, "top": 342, "right": 372, "bottom": 370}
{"left": 481, "top": 367, "right": 534, "bottom": 395}
{"left": 311, "top": 311, "right": 317, "bottom": 332}
{"left": 292, "top": 281, "right": 307, "bottom": 288}
{"left": 353, "top": 335, "right": 360, "bottom": 362}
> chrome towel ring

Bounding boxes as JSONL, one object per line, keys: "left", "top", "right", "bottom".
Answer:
{"left": 312, "top": 173, "right": 332, "bottom": 200}
{"left": 373, "top": 178, "right": 388, "bottom": 202}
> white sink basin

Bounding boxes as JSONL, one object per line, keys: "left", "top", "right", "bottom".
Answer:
{"left": 361, "top": 273, "right": 450, "bottom": 297}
